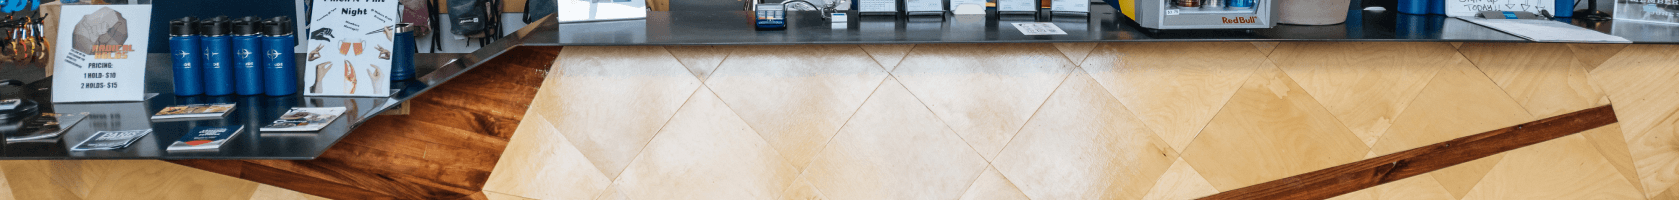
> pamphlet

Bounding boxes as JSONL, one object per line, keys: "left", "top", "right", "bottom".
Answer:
{"left": 260, "top": 107, "right": 347, "bottom": 132}
{"left": 0, "top": 99, "right": 18, "bottom": 110}
{"left": 5, "top": 112, "right": 89, "bottom": 143}
{"left": 167, "top": 125, "right": 244, "bottom": 152}
{"left": 151, "top": 103, "right": 236, "bottom": 121}
{"left": 1457, "top": 17, "right": 1631, "bottom": 43}
{"left": 857, "top": 0, "right": 896, "bottom": 13}
{"left": 71, "top": 129, "right": 152, "bottom": 151}
{"left": 307, "top": 0, "right": 396, "bottom": 97}
{"left": 1012, "top": 22, "right": 1069, "bottom": 35}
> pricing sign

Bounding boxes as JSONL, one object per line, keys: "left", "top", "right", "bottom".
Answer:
{"left": 1447, "top": 0, "right": 1555, "bottom": 17}
{"left": 52, "top": 5, "right": 150, "bottom": 102}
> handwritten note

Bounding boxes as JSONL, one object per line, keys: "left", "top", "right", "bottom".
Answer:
{"left": 1447, "top": 0, "right": 1555, "bottom": 17}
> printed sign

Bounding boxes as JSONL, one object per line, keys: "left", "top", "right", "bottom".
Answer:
{"left": 1051, "top": 0, "right": 1090, "bottom": 13}
{"left": 1446, "top": 0, "right": 1555, "bottom": 17}
{"left": 51, "top": 5, "right": 149, "bottom": 102}
{"left": 1616, "top": 0, "right": 1679, "bottom": 25}
{"left": 307, "top": 0, "right": 396, "bottom": 97}
{"left": 857, "top": 0, "right": 897, "bottom": 13}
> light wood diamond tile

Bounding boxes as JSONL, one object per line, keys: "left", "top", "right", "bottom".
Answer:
{"left": 1141, "top": 158, "right": 1219, "bottom": 200}
{"left": 706, "top": 45, "right": 890, "bottom": 170}
{"left": 595, "top": 184, "right": 629, "bottom": 200}
{"left": 483, "top": 191, "right": 538, "bottom": 200}
{"left": 860, "top": 44, "right": 914, "bottom": 71}
{"left": 1052, "top": 43, "right": 1098, "bottom": 65}
{"left": 1080, "top": 42, "right": 1265, "bottom": 153}
{"left": 958, "top": 166, "right": 1031, "bottom": 200}
{"left": 1459, "top": 43, "right": 1609, "bottom": 118}
{"left": 1251, "top": 42, "right": 1277, "bottom": 55}
{"left": 1581, "top": 124, "right": 1648, "bottom": 195}
{"left": 802, "top": 77, "right": 990, "bottom": 200}
{"left": 1328, "top": 174, "right": 1456, "bottom": 200}
{"left": 991, "top": 70, "right": 1178, "bottom": 200}
{"left": 1368, "top": 60, "right": 1534, "bottom": 199}
{"left": 1459, "top": 132, "right": 1645, "bottom": 200}
{"left": 1451, "top": 42, "right": 1463, "bottom": 49}
{"left": 249, "top": 184, "right": 332, "bottom": 200}
{"left": 891, "top": 43, "right": 1076, "bottom": 160}
{"left": 483, "top": 113, "right": 612, "bottom": 200}
{"left": 780, "top": 175, "right": 831, "bottom": 200}
{"left": 1586, "top": 45, "right": 1679, "bottom": 198}
{"left": 541, "top": 46, "right": 702, "bottom": 180}
{"left": 1566, "top": 43, "right": 1628, "bottom": 71}
{"left": 79, "top": 160, "right": 261, "bottom": 200}
{"left": 664, "top": 45, "right": 732, "bottom": 82}
{"left": 1179, "top": 64, "right": 1369, "bottom": 191}
{"left": 613, "top": 88, "right": 800, "bottom": 200}
{"left": 1270, "top": 42, "right": 1458, "bottom": 147}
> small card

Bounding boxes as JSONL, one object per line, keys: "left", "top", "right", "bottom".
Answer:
{"left": 857, "top": 0, "right": 896, "bottom": 13}
{"left": 1012, "top": 22, "right": 1068, "bottom": 35}
{"left": 260, "top": 107, "right": 348, "bottom": 132}
{"left": 151, "top": 103, "right": 235, "bottom": 121}
{"left": 1050, "top": 0, "right": 1090, "bottom": 13}
{"left": 906, "top": 0, "right": 944, "bottom": 12}
{"left": 998, "top": 0, "right": 1036, "bottom": 12}
{"left": 0, "top": 99, "right": 18, "bottom": 110}
{"left": 71, "top": 129, "right": 152, "bottom": 151}
{"left": 167, "top": 125, "right": 245, "bottom": 152}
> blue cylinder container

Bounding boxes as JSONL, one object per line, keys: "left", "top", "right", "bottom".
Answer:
{"left": 391, "top": 23, "right": 416, "bottom": 81}
{"left": 201, "top": 16, "right": 235, "bottom": 96}
{"left": 1398, "top": 0, "right": 1429, "bottom": 14}
{"left": 1554, "top": 0, "right": 1575, "bottom": 17}
{"left": 1428, "top": 0, "right": 1445, "bottom": 15}
{"left": 232, "top": 16, "right": 265, "bottom": 96}
{"left": 169, "top": 17, "right": 204, "bottom": 96}
{"left": 262, "top": 16, "right": 298, "bottom": 96}
{"left": 1228, "top": 0, "right": 1252, "bottom": 8}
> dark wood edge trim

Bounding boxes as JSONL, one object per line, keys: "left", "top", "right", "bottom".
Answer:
{"left": 1200, "top": 105, "right": 1619, "bottom": 200}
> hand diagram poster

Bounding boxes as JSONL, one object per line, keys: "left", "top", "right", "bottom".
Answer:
{"left": 306, "top": 0, "right": 396, "bottom": 97}
{"left": 52, "top": 5, "right": 150, "bottom": 102}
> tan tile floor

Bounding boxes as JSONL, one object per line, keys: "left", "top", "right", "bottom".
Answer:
{"left": 488, "top": 42, "right": 1679, "bottom": 200}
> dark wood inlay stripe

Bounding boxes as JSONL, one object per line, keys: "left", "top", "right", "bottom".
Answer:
{"left": 1200, "top": 105, "right": 1618, "bottom": 200}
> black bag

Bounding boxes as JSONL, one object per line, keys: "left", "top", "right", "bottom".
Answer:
{"left": 524, "top": 0, "right": 556, "bottom": 23}
{"left": 448, "top": 0, "right": 490, "bottom": 36}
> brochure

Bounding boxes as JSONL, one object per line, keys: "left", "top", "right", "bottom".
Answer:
{"left": 5, "top": 112, "right": 90, "bottom": 143}
{"left": 151, "top": 103, "right": 235, "bottom": 121}
{"left": 71, "top": 129, "right": 152, "bottom": 151}
{"left": 167, "top": 125, "right": 244, "bottom": 152}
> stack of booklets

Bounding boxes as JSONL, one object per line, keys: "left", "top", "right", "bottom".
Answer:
{"left": 71, "top": 129, "right": 153, "bottom": 151}
{"left": 260, "top": 107, "right": 348, "bottom": 132}
{"left": 167, "top": 125, "right": 245, "bottom": 152}
{"left": 5, "top": 112, "right": 89, "bottom": 144}
{"left": 151, "top": 103, "right": 236, "bottom": 121}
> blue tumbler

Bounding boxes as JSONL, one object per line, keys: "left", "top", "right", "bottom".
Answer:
{"left": 232, "top": 16, "right": 265, "bottom": 96}
{"left": 169, "top": 17, "right": 204, "bottom": 96}
{"left": 262, "top": 16, "right": 298, "bottom": 96}
{"left": 1398, "top": 0, "right": 1428, "bottom": 14}
{"left": 1427, "top": 0, "right": 1445, "bottom": 14}
{"left": 1554, "top": 1, "right": 1574, "bottom": 17}
{"left": 201, "top": 16, "right": 235, "bottom": 96}
{"left": 1228, "top": 0, "right": 1252, "bottom": 8}
{"left": 391, "top": 23, "right": 416, "bottom": 81}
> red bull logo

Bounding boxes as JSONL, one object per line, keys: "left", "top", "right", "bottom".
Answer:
{"left": 1222, "top": 16, "right": 1257, "bottom": 24}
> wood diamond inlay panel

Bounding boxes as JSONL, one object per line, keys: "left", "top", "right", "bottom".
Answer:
{"left": 802, "top": 77, "right": 990, "bottom": 200}
{"left": 1367, "top": 61, "right": 1535, "bottom": 199}
{"left": 860, "top": 44, "right": 914, "bottom": 71}
{"left": 1460, "top": 43, "right": 1609, "bottom": 118}
{"left": 664, "top": 45, "right": 733, "bottom": 82}
{"left": 1140, "top": 158, "right": 1219, "bottom": 200}
{"left": 1269, "top": 42, "right": 1458, "bottom": 147}
{"left": 892, "top": 43, "right": 1076, "bottom": 161}
{"left": 706, "top": 45, "right": 889, "bottom": 170}
{"left": 1589, "top": 45, "right": 1679, "bottom": 198}
{"left": 482, "top": 113, "right": 611, "bottom": 200}
{"left": 1179, "top": 64, "right": 1369, "bottom": 191}
{"left": 539, "top": 46, "right": 703, "bottom": 180}
{"left": 1459, "top": 132, "right": 1644, "bottom": 200}
{"left": 991, "top": 71, "right": 1177, "bottom": 200}
{"left": 613, "top": 88, "right": 800, "bottom": 200}
{"left": 958, "top": 166, "right": 1031, "bottom": 200}
{"left": 1080, "top": 42, "right": 1265, "bottom": 153}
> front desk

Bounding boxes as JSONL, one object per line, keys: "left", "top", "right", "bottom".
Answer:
{"left": 4, "top": 4, "right": 1678, "bottom": 200}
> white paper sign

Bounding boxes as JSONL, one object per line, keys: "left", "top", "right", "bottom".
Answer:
{"left": 1447, "top": 0, "right": 1555, "bottom": 17}
{"left": 52, "top": 5, "right": 150, "bottom": 103}
{"left": 307, "top": 0, "right": 397, "bottom": 97}
{"left": 858, "top": 0, "right": 896, "bottom": 12}
{"left": 999, "top": 0, "right": 1036, "bottom": 12}
{"left": 951, "top": 0, "right": 987, "bottom": 10}
{"left": 1051, "top": 0, "right": 1090, "bottom": 13}
{"left": 1012, "top": 22, "right": 1068, "bottom": 35}
{"left": 907, "top": 0, "right": 944, "bottom": 12}
{"left": 556, "top": 0, "right": 648, "bottom": 23}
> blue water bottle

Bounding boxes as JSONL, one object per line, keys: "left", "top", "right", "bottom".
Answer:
{"left": 231, "top": 16, "right": 265, "bottom": 95}
{"left": 169, "top": 17, "right": 204, "bottom": 96}
{"left": 1228, "top": 0, "right": 1252, "bottom": 8}
{"left": 1398, "top": 0, "right": 1428, "bottom": 14}
{"left": 262, "top": 16, "right": 298, "bottom": 96}
{"left": 201, "top": 16, "right": 235, "bottom": 96}
{"left": 391, "top": 23, "right": 416, "bottom": 81}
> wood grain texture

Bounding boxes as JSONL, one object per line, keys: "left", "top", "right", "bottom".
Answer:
{"left": 1051, "top": 43, "right": 1097, "bottom": 65}
{"left": 1269, "top": 42, "right": 1457, "bottom": 147}
{"left": 170, "top": 46, "right": 562, "bottom": 200}
{"left": 858, "top": 44, "right": 914, "bottom": 71}
{"left": 1365, "top": 60, "right": 1535, "bottom": 198}
{"left": 704, "top": 45, "right": 888, "bottom": 171}
{"left": 1141, "top": 158, "right": 1219, "bottom": 200}
{"left": 958, "top": 166, "right": 1031, "bottom": 200}
{"left": 990, "top": 71, "right": 1177, "bottom": 200}
{"left": 1079, "top": 42, "right": 1265, "bottom": 153}
{"left": 1200, "top": 105, "right": 1618, "bottom": 200}
{"left": 1586, "top": 45, "right": 1679, "bottom": 198}
{"left": 890, "top": 43, "right": 1075, "bottom": 161}
{"left": 1179, "top": 64, "right": 1369, "bottom": 192}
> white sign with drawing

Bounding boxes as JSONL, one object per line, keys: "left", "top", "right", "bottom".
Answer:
{"left": 1446, "top": 0, "right": 1555, "bottom": 17}
{"left": 307, "top": 0, "right": 396, "bottom": 97}
{"left": 52, "top": 5, "right": 150, "bottom": 103}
